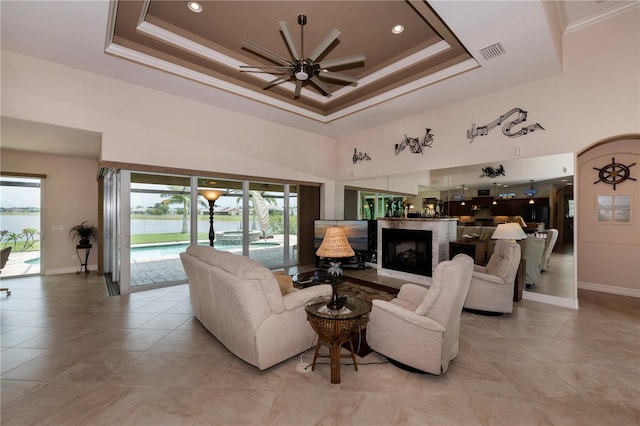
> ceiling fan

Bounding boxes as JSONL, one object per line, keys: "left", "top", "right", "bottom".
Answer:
{"left": 239, "top": 14, "right": 365, "bottom": 98}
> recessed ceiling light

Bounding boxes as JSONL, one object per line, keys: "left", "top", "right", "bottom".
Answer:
{"left": 187, "top": 2, "right": 203, "bottom": 13}
{"left": 391, "top": 24, "right": 405, "bottom": 35}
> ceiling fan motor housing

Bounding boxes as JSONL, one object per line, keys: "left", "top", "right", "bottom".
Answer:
{"left": 294, "top": 60, "right": 320, "bottom": 81}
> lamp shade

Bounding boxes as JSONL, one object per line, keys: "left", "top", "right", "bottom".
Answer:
{"left": 491, "top": 222, "right": 527, "bottom": 241}
{"left": 199, "top": 189, "right": 224, "bottom": 201}
{"left": 316, "top": 226, "right": 355, "bottom": 258}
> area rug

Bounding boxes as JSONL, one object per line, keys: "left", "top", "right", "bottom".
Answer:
{"left": 339, "top": 275, "right": 398, "bottom": 307}
{"left": 293, "top": 270, "right": 398, "bottom": 307}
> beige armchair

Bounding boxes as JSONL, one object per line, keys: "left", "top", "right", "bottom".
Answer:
{"left": 520, "top": 236, "right": 545, "bottom": 286}
{"left": 464, "top": 240, "right": 521, "bottom": 314}
{"left": 539, "top": 229, "right": 559, "bottom": 271}
{"left": 366, "top": 254, "right": 474, "bottom": 375}
{"left": 1, "top": 246, "right": 11, "bottom": 296}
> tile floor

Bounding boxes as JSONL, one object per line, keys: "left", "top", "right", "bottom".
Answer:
{"left": 1, "top": 271, "right": 639, "bottom": 425}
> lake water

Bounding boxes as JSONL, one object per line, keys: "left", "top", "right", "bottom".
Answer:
{"left": 0, "top": 216, "right": 40, "bottom": 233}
{"left": 131, "top": 218, "right": 241, "bottom": 234}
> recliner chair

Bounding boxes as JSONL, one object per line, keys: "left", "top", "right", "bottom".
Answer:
{"left": 366, "top": 254, "right": 474, "bottom": 375}
{"left": 539, "top": 229, "right": 559, "bottom": 271}
{"left": 1, "top": 246, "right": 12, "bottom": 296}
{"left": 520, "top": 236, "right": 545, "bottom": 286}
{"left": 463, "top": 240, "right": 521, "bottom": 314}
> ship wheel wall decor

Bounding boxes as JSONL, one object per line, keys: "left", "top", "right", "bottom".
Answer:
{"left": 593, "top": 157, "right": 636, "bottom": 190}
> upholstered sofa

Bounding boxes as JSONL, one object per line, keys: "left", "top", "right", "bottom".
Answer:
{"left": 180, "top": 245, "right": 331, "bottom": 370}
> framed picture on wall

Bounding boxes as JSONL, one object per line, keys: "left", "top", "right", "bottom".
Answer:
{"left": 596, "top": 194, "right": 632, "bottom": 223}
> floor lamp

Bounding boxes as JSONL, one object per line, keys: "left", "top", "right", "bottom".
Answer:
{"left": 199, "top": 189, "right": 224, "bottom": 247}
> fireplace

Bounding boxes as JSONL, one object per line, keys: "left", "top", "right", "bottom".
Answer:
{"left": 377, "top": 218, "right": 456, "bottom": 284}
{"left": 382, "top": 228, "right": 432, "bottom": 277}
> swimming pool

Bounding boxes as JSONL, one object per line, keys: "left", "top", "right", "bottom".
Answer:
{"left": 25, "top": 241, "right": 281, "bottom": 264}
{"left": 131, "top": 242, "right": 280, "bottom": 260}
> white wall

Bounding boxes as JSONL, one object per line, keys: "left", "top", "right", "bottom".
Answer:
{"left": 334, "top": 9, "right": 639, "bottom": 188}
{"left": 1, "top": 51, "right": 339, "bottom": 219}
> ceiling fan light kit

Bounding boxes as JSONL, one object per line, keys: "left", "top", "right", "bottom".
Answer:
{"left": 239, "top": 14, "right": 365, "bottom": 98}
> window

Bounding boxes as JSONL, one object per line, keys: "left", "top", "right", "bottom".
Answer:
{"left": 597, "top": 194, "right": 631, "bottom": 223}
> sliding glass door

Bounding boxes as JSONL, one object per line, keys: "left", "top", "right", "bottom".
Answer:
{"left": 0, "top": 176, "right": 42, "bottom": 277}
{"left": 105, "top": 169, "right": 311, "bottom": 293}
{"left": 129, "top": 173, "right": 191, "bottom": 288}
{"left": 245, "top": 182, "right": 297, "bottom": 269}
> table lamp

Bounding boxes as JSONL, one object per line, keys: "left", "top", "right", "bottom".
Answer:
{"left": 315, "top": 226, "right": 355, "bottom": 310}
{"left": 199, "top": 189, "right": 224, "bottom": 247}
{"left": 491, "top": 222, "right": 527, "bottom": 242}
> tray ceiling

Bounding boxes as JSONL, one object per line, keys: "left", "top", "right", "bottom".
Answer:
{"left": 107, "top": 1, "right": 477, "bottom": 122}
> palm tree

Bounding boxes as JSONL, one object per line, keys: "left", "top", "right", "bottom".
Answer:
{"left": 161, "top": 187, "right": 191, "bottom": 233}
{"left": 21, "top": 227, "right": 39, "bottom": 250}
{"left": 6, "top": 232, "right": 23, "bottom": 249}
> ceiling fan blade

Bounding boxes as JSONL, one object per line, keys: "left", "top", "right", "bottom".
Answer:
{"left": 278, "top": 21, "right": 299, "bottom": 60}
{"left": 240, "top": 65, "right": 290, "bottom": 70}
{"left": 318, "top": 54, "right": 366, "bottom": 69}
{"left": 318, "top": 71, "right": 358, "bottom": 84}
{"left": 241, "top": 39, "right": 291, "bottom": 66}
{"left": 307, "top": 28, "right": 341, "bottom": 61}
{"left": 310, "top": 76, "right": 332, "bottom": 96}
{"left": 294, "top": 80, "right": 302, "bottom": 98}
{"left": 263, "top": 75, "right": 291, "bottom": 89}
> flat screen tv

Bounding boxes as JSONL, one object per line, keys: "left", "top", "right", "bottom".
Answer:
{"left": 314, "top": 220, "right": 373, "bottom": 252}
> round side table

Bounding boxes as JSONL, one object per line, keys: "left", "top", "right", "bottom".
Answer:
{"left": 305, "top": 296, "right": 369, "bottom": 384}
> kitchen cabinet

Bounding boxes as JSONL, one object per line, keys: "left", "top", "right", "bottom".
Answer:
{"left": 446, "top": 201, "right": 472, "bottom": 217}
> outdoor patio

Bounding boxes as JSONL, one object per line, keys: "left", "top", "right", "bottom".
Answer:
{"left": 0, "top": 238, "right": 298, "bottom": 290}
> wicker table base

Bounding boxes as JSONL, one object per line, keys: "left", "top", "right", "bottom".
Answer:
{"left": 305, "top": 296, "right": 369, "bottom": 384}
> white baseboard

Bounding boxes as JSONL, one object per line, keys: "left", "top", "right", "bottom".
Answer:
{"left": 578, "top": 281, "right": 640, "bottom": 298}
{"left": 45, "top": 265, "right": 97, "bottom": 275}
{"left": 522, "top": 291, "right": 579, "bottom": 309}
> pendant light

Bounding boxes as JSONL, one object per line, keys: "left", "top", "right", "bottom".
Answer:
{"left": 492, "top": 183, "right": 498, "bottom": 205}
{"left": 527, "top": 180, "right": 535, "bottom": 204}
{"left": 460, "top": 185, "right": 466, "bottom": 206}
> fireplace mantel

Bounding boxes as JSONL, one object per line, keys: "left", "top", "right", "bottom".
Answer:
{"left": 377, "top": 218, "right": 457, "bottom": 285}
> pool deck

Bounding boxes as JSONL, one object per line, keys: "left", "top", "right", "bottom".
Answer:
{"left": 1, "top": 237, "right": 297, "bottom": 290}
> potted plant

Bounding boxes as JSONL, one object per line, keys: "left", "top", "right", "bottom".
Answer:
{"left": 69, "top": 221, "right": 98, "bottom": 247}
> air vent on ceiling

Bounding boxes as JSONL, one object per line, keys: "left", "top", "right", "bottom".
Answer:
{"left": 479, "top": 42, "right": 506, "bottom": 61}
